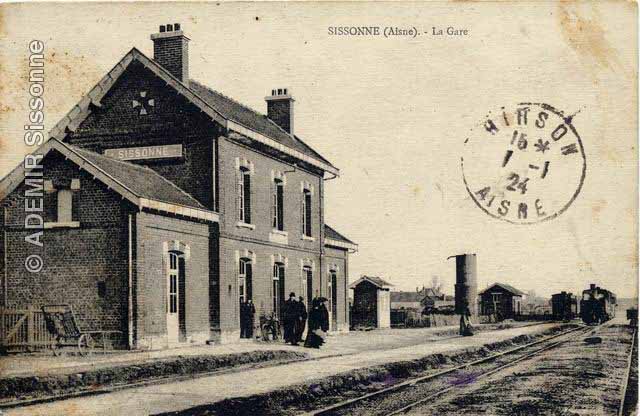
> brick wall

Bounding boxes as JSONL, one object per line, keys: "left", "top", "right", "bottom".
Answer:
{"left": 218, "top": 236, "right": 322, "bottom": 342}
{"left": 134, "top": 212, "right": 210, "bottom": 349}
{"left": 323, "top": 246, "right": 349, "bottom": 331}
{"left": 217, "top": 136, "right": 323, "bottom": 250}
{"left": 1, "top": 152, "right": 132, "bottom": 338}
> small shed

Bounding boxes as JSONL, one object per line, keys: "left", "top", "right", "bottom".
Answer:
{"left": 350, "top": 276, "right": 392, "bottom": 329}
{"left": 478, "top": 283, "right": 525, "bottom": 320}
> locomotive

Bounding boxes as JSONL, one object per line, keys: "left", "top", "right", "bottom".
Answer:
{"left": 551, "top": 291, "right": 579, "bottom": 321}
{"left": 580, "top": 284, "right": 617, "bottom": 324}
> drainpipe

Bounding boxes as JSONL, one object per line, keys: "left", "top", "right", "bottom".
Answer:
{"left": 127, "top": 213, "right": 134, "bottom": 349}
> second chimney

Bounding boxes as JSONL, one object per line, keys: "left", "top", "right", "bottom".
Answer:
{"left": 266, "top": 88, "right": 295, "bottom": 135}
{"left": 151, "top": 23, "right": 189, "bottom": 82}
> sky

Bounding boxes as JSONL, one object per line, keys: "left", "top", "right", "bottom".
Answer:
{"left": 0, "top": 1, "right": 637, "bottom": 298}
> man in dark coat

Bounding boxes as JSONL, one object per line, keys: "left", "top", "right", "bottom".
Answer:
{"left": 246, "top": 299, "right": 256, "bottom": 338}
{"left": 283, "top": 292, "right": 298, "bottom": 344}
{"left": 295, "top": 296, "right": 308, "bottom": 344}
{"left": 239, "top": 300, "right": 248, "bottom": 338}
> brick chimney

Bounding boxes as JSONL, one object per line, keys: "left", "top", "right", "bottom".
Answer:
{"left": 151, "top": 23, "right": 189, "bottom": 82}
{"left": 265, "top": 88, "right": 295, "bottom": 134}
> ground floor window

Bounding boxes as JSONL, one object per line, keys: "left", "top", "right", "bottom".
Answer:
{"left": 302, "top": 266, "right": 313, "bottom": 307}
{"left": 238, "top": 258, "right": 253, "bottom": 303}
{"left": 273, "top": 263, "right": 285, "bottom": 320}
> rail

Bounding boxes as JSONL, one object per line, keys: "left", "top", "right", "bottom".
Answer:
{"left": 306, "top": 325, "right": 595, "bottom": 416}
{"left": 618, "top": 326, "right": 637, "bottom": 416}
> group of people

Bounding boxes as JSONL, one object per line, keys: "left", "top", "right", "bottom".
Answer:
{"left": 282, "top": 292, "right": 331, "bottom": 349}
{"left": 239, "top": 292, "right": 331, "bottom": 348}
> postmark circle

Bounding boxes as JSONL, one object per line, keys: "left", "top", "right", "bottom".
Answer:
{"left": 461, "top": 103, "right": 586, "bottom": 225}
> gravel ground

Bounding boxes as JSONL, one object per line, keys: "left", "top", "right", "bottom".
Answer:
{"left": 622, "top": 329, "right": 637, "bottom": 416}
{"left": 157, "top": 324, "right": 578, "bottom": 416}
{"left": 0, "top": 350, "right": 308, "bottom": 404}
{"left": 404, "top": 324, "right": 635, "bottom": 416}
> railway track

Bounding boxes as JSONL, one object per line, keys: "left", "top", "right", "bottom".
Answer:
{"left": 305, "top": 324, "right": 598, "bottom": 416}
{"left": 619, "top": 326, "right": 638, "bottom": 416}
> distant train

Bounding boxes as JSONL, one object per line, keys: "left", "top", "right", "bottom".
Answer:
{"left": 580, "top": 284, "right": 617, "bottom": 324}
{"left": 551, "top": 291, "right": 579, "bottom": 321}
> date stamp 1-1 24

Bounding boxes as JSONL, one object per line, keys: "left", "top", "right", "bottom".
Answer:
{"left": 461, "top": 103, "right": 586, "bottom": 225}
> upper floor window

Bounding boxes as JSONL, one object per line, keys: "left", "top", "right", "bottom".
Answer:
{"left": 302, "top": 189, "right": 312, "bottom": 237}
{"left": 44, "top": 179, "right": 80, "bottom": 226}
{"left": 272, "top": 179, "right": 284, "bottom": 231}
{"left": 57, "top": 189, "right": 73, "bottom": 223}
{"left": 238, "top": 167, "right": 251, "bottom": 224}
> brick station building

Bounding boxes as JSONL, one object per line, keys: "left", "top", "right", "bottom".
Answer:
{"left": 0, "top": 24, "right": 357, "bottom": 349}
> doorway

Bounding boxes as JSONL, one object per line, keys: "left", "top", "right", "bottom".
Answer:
{"left": 330, "top": 270, "right": 338, "bottom": 330}
{"left": 167, "top": 252, "right": 186, "bottom": 345}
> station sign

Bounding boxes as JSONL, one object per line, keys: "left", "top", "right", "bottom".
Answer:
{"left": 104, "top": 144, "right": 183, "bottom": 161}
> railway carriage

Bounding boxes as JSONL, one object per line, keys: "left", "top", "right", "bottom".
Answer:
{"left": 580, "top": 284, "right": 617, "bottom": 324}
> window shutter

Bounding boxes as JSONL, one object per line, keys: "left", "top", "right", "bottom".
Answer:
{"left": 271, "top": 183, "right": 277, "bottom": 228}
{"left": 236, "top": 170, "right": 242, "bottom": 221}
{"left": 244, "top": 174, "right": 251, "bottom": 224}
{"left": 305, "top": 193, "right": 312, "bottom": 236}
{"left": 301, "top": 192, "right": 305, "bottom": 235}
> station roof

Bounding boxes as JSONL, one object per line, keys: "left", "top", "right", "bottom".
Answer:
{"left": 48, "top": 48, "right": 338, "bottom": 176}
{"left": 0, "top": 139, "right": 218, "bottom": 223}
{"left": 478, "top": 282, "right": 526, "bottom": 296}
{"left": 350, "top": 275, "right": 393, "bottom": 290}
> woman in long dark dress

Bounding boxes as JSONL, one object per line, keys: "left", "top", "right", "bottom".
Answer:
{"left": 304, "top": 297, "right": 330, "bottom": 348}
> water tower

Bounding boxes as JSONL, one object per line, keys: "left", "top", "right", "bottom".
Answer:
{"left": 448, "top": 254, "right": 478, "bottom": 318}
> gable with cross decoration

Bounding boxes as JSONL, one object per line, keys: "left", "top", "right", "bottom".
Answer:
{"left": 132, "top": 91, "right": 155, "bottom": 115}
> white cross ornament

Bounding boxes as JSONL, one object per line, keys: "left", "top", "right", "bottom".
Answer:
{"left": 132, "top": 91, "right": 155, "bottom": 115}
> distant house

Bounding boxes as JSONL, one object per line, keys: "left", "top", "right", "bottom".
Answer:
{"left": 390, "top": 290, "right": 425, "bottom": 310}
{"left": 423, "top": 288, "right": 455, "bottom": 312}
{"left": 390, "top": 287, "right": 456, "bottom": 313}
{"left": 478, "top": 283, "right": 525, "bottom": 320}
{"left": 350, "top": 276, "right": 393, "bottom": 329}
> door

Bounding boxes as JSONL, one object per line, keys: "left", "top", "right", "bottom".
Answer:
{"left": 167, "top": 252, "right": 180, "bottom": 345}
{"left": 331, "top": 272, "right": 338, "bottom": 330}
{"left": 306, "top": 268, "right": 313, "bottom": 307}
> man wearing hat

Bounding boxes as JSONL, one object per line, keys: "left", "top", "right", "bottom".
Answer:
{"left": 283, "top": 292, "right": 299, "bottom": 345}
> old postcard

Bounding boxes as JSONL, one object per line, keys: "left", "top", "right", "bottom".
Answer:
{"left": 0, "top": 1, "right": 637, "bottom": 415}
